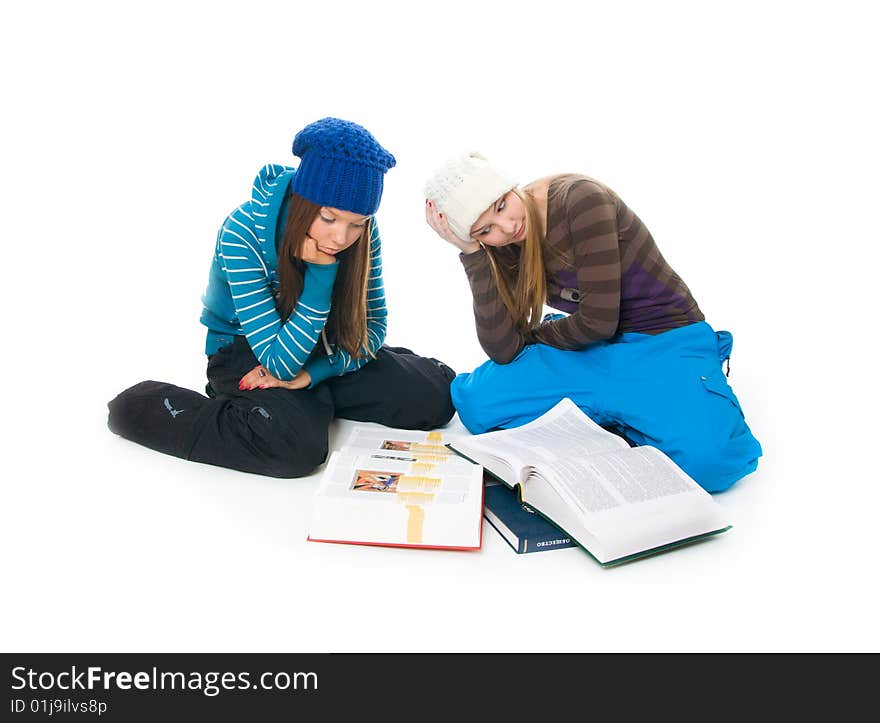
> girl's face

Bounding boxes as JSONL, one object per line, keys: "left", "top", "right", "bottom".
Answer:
{"left": 468, "top": 190, "right": 525, "bottom": 247}
{"left": 307, "top": 206, "right": 370, "bottom": 256}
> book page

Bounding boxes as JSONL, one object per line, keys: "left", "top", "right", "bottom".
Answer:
{"left": 319, "top": 450, "right": 478, "bottom": 506}
{"left": 537, "top": 446, "right": 693, "bottom": 515}
{"left": 529, "top": 446, "right": 728, "bottom": 562}
{"left": 340, "top": 427, "right": 459, "bottom": 463}
{"left": 309, "top": 427, "right": 484, "bottom": 549}
{"left": 456, "top": 398, "right": 626, "bottom": 473}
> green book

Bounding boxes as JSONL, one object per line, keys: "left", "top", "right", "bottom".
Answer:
{"left": 448, "top": 399, "right": 731, "bottom": 567}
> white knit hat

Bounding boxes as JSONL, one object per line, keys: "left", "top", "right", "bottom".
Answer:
{"left": 424, "top": 152, "right": 518, "bottom": 242}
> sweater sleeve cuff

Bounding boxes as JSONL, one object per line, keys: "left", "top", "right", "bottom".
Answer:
{"left": 303, "top": 356, "right": 338, "bottom": 387}
{"left": 300, "top": 261, "right": 339, "bottom": 302}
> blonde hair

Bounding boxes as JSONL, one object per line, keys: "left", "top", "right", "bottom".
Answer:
{"left": 482, "top": 187, "right": 546, "bottom": 333}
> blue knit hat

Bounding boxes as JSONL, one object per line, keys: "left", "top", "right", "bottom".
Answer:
{"left": 289, "top": 118, "right": 396, "bottom": 216}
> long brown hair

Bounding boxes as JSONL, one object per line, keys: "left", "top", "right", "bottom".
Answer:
{"left": 482, "top": 187, "right": 547, "bottom": 333}
{"left": 276, "top": 193, "right": 371, "bottom": 359}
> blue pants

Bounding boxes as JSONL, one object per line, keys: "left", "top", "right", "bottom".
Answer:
{"left": 451, "top": 322, "right": 762, "bottom": 493}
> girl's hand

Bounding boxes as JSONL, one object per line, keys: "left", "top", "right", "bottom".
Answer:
{"left": 425, "top": 199, "right": 481, "bottom": 255}
{"left": 239, "top": 365, "right": 312, "bottom": 391}
{"left": 299, "top": 235, "right": 337, "bottom": 265}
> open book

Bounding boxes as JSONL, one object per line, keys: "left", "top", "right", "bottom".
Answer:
{"left": 448, "top": 399, "right": 730, "bottom": 566}
{"left": 308, "top": 426, "right": 484, "bottom": 550}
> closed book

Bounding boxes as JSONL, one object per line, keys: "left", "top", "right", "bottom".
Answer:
{"left": 484, "top": 483, "right": 576, "bottom": 554}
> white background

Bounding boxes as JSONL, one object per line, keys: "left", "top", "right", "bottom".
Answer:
{"left": 2, "top": 1, "right": 877, "bottom": 652}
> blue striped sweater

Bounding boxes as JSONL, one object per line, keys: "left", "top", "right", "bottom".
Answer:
{"left": 200, "top": 164, "right": 387, "bottom": 387}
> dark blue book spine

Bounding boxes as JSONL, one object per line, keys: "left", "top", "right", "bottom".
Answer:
{"left": 483, "top": 485, "right": 577, "bottom": 554}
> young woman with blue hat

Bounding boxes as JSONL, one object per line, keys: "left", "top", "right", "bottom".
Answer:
{"left": 108, "top": 118, "right": 456, "bottom": 477}
{"left": 424, "top": 152, "right": 761, "bottom": 493}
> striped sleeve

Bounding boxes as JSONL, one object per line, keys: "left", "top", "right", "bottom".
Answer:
{"left": 527, "top": 180, "right": 621, "bottom": 348}
{"left": 303, "top": 220, "right": 387, "bottom": 386}
{"left": 219, "top": 204, "right": 337, "bottom": 381}
{"left": 460, "top": 247, "right": 526, "bottom": 364}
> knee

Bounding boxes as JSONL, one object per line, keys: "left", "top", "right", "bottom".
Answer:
{"left": 673, "top": 428, "right": 762, "bottom": 493}
{"left": 107, "top": 380, "right": 163, "bottom": 436}
{"left": 450, "top": 371, "right": 515, "bottom": 434}
{"left": 388, "top": 356, "right": 457, "bottom": 430}
{"left": 417, "top": 391, "right": 456, "bottom": 429}
{"left": 107, "top": 380, "right": 198, "bottom": 458}
{"left": 450, "top": 373, "right": 485, "bottom": 433}
{"left": 265, "top": 443, "right": 327, "bottom": 478}
{"left": 250, "top": 416, "right": 329, "bottom": 478}
{"left": 424, "top": 361, "right": 457, "bottom": 427}
{"left": 397, "top": 379, "right": 456, "bottom": 430}
{"left": 449, "top": 352, "right": 547, "bottom": 433}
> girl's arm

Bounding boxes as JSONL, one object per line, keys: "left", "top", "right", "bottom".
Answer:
{"left": 453, "top": 180, "right": 622, "bottom": 361}
{"left": 302, "top": 221, "right": 387, "bottom": 386}
{"left": 424, "top": 199, "right": 526, "bottom": 363}
{"left": 219, "top": 204, "right": 337, "bottom": 381}
{"left": 459, "top": 247, "right": 529, "bottom": 363}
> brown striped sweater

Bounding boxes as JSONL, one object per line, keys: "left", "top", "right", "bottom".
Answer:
{"left": 460, "top": 174, "right": 704, "bottom": 363}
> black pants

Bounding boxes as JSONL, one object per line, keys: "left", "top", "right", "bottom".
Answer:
{"left": 107, "top": 337, "right": 456, "bottom": 478}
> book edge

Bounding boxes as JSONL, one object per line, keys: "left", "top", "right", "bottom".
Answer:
{"left": 306, "top": 535, "right": 481, "bottom": 551}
